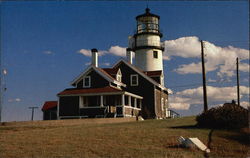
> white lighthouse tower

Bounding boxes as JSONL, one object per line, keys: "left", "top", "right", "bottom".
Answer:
{"left": 128, "top": 8, "right": 165, "bottom": 72}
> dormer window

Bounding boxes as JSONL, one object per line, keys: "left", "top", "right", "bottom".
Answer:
{"left": 116, "top": 69, "right": 122, "bottom": 82}
{"left": 130, "top": 74, "right": 138, "bottom": 86}
{"left": 117, "top": 75, "right": 122, "bottom": 82}
{"left": 83, "top": 76, "right": 91, "bottom": 88}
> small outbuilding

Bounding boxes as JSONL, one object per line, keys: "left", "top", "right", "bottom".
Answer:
{"left": 42, "top": 101, "right": 58, "bottom": 120}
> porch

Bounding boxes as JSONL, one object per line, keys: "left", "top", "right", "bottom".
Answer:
{"left": 59, "top": 91, "right": 143, "bottom": 119}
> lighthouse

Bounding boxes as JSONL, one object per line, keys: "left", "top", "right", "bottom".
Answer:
{"left": 128, "top": 8, "right": 165, "bottom": 72}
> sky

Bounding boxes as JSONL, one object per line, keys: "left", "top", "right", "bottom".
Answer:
{"left": 0, "top": 1, "right": 249, "bottom": 122}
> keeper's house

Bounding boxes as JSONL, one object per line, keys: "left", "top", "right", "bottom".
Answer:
{"left": 42, "top": 8, "right": 171, "bottom": 119}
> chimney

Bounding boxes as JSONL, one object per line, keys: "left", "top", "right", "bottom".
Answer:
{"left": 91, "top": 48, "right": 98, "bottom": 67}
{"left": 126, "top": 48, "right": 133, "bottom": 64}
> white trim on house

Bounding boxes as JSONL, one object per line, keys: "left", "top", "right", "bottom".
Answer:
{"left": 83, "top": 76, "right": 91, "bottom": 88}
{"left": 130, "top": 74, "right": 139, "bottom": 86}
{"left": 124, "top": 105, "right": 141, "bottom": 111}
{"left": 58, "top": 91, "right": 143, "bottom": 99}
{"left": 71, "top": 65, "right": 126, "bottom": 87}
{"left": 113, "top": 59, "right": 167, "bottom": 90}
{"left": 116, "top": 69, "right": 122, "bottom": 82}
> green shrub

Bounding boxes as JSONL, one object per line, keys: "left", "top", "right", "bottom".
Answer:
{"left": 196, "top": 101, "right": 249, "bottom": 129}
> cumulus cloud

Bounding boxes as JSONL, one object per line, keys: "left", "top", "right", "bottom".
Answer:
{"left": 78, "top": 46, "right": 126, "bottom": 57}
{"left": 108, "top": 46, "right": 126, "bottom": 57}
{"left": 164, "top": 36, "right": 249, "bottom": 77}
{"left": 77, "top": 36, "right": 248, "bottom": 79}
{"left": 169, "top": 85, "right": 249, "bottom": 110}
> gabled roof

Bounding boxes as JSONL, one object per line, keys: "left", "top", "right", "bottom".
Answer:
{"left": 42, "top": 101, "right": 57, "bottom": 111}
{"left": 113, "top": 59, "right": 167, "bottom": 90}
{"left": 58, "top": 86, "right": 122, "bottom": 96}
{"left": 71, "top": 65, "right": 126, "bottom": 87}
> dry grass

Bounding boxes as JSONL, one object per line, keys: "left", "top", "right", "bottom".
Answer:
{"left": 0, "top": 117, "right": 249, "bottom": 158}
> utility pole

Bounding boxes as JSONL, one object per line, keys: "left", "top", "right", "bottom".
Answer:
{"left": 201, "top": 40, "right": 208, "bottom": 112}
{"left": 29, "top": 107, "right": 38, "bottom": 121}
{"left": 236, "top": 57, "right": 240, "bottom": 106}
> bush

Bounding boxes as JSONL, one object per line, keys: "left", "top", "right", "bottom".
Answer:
{"left": 196, "top": 101, "right": 249, "bottom": 129}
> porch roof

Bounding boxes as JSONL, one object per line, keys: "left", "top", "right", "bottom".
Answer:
{"left": 57, "top": 86, "right": 143, "bottom": 99}
{"left": 58, "top": 86, "right": 121, "bottom": 95}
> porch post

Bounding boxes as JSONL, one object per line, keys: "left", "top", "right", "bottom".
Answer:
{"left": 100, "top": 95, "right": 104, "bottom": 107}
{"left": 134, "top": 98, "right": 137, "bottom": 108}
{"left": 128, "top": 96, "right": 131, "bottom": 107}
{"left": 122, "top": 94, "right": 125, "bottom": 106}
{"left": 122, "top": 94, "right": 125, "bottom": 116}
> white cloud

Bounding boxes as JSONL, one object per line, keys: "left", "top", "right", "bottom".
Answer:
{"left": 108, "top": 46, "right": 126, "bottom": 57}
{"left": 241, "top": 101, "right": 250, "bottom": 109}
{"left": 169, "top": 96, "right": 191, "bottom": 110}
{"left": 164, "top": 36, "right": 249, "bottom": 78}
{"left": 208, "top": 78, "right": 217, "bottom": 83}
{"left": 78, "top": 46, "right": 126, "bottom": 58}
{"left": 43, "top": 50, "right": 54, "bottom": 55}
{"left": 169, "top": 85, "right": 249, "bottom": 110}
{"left": 8, "top": 98, "right": 21, "bottom": 102}
{"left": 77, "top": 36, "right": 248, "bottom": 79}
{"left": 78, "top": 49, "right": 107, "bottom": 57}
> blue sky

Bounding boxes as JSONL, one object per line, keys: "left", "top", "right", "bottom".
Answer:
{"left": 1, "top": 1, "right": 249, "bottom": 121}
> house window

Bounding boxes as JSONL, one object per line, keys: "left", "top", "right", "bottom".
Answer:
{"left": 153, "top": 51, "right": 158, "bottom": 58}
{"left": 130, "top": 74, "right": 138, "bottom": 86}
{"left": 83, "top": 76, "right": 91, "bottom": 88}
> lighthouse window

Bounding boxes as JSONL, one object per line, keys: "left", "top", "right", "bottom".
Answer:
{"left": 130, "top": 74, "right": 138, "bottom": 86}
{"left": 153, "top": 51, "right": 158, "bottom": 58}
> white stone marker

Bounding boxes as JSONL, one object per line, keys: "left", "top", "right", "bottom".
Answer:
{"left": 178, "top": 136, "right": 210, "bottom": 153}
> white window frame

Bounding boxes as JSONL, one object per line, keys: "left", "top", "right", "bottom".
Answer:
{"left": 83, "top": 76, "right": 91, "bottom": 88}
{"left": 116, "top": 74, "right": 122, "bottom": 82}
{"left": 116, "top": 69, "right": 122, "bottom": 82}
{"left": 130, "top": 74, "right": 138, "bottom": 86}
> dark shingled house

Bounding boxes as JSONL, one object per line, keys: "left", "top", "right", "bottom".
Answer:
{"left": 42, "top": 8, "right": 174, "bottom": 120}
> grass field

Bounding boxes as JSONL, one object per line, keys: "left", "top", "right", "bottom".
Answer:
{"left": 0, "top": 117, "right": 249, "bottom": 158}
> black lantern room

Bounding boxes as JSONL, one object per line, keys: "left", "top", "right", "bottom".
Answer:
{"left": 136, "top": 8, "right": 162, "bottom": 37}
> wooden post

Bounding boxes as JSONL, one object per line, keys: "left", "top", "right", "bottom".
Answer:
{"left": 29, "top": 107, "right": 38, "bottom": 121}
{"left": 201, "top": 40, "right": 208, "bottom": 112}
{"left": 236, "top": 57, "right": 240, "bottom": 106}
